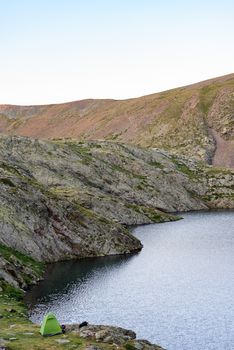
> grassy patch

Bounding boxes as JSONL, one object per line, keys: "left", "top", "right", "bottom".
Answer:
{"left": 149, "top": 161, "right": 164, "bottom": 169}
{"left": 0, "top": 244, "right": 44, "bottom": 277}
{"left": 205, "top": 167, "right": 234, "bottom": 175}
{"left": 106, "top": 133, "right": 120, "bottom": 141}
{"left": 136, "top": 183, "right": 144, "bottom": 190}
{"left": 111, "top": 163, "right": 131, "bottom": 174}
{"left": 66, "top": 142, "right": 92, "bottom": 157}
{"left": 0, "top": 283, "right": 134, "bottom": 350}
{"left": 0, "top": 290, "right": 87, "bottom": 350}
{"left": 0, "top": 281, "right": 24, "bottom": 300}
{"left": 0, "top": 162, "right": 22, "bottom": 176}
{"left": 171, "top": 157, "right": 197, "bottom": 179}
{"left": 125, "top": 343, "right": 136, "bottom": 350}
{"left": 126, "top": 203, "right": 180, "bottom": 222}
{"left": 0, "top": 178, "right": 15, "bottom": 187}
{"left": 199, "top": 84, "right": 218, "bottom": 115}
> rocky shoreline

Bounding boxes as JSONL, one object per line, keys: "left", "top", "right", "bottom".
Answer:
{"left": 0, "top": 289, "right": 165, "bottom": 350}
{"left": 65, "top": 324, "right": 165, "bottom": 349}
{"left": 0, "top": 135, "right": 234, "bottom": 289}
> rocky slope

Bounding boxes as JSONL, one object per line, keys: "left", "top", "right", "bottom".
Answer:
{"left": 0, "top": 74, "right": 234, "bottom": 167}
{"left": 0, "top": 244, "right": 43, "bottom": 290}
{"left": 0, "top": 135, "right": 233, "bottom": 273}
{"left": 0, "top": 135, "right": 233, "bottom": 350}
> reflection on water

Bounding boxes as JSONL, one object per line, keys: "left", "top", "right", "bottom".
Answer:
{"left": 25, "top": 211, "right": 234, "bottom": 350}
{"left": 26, "top": 254, "right": 137, "bottom": 311}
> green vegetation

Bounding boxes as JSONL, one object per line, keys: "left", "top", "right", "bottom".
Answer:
{"left": 0, "top": 178, "right": 15, "bottom": 187}
{"left": 171, "top": 157, "right": 198, "bottom": 179}
{"left": 0, "top": 206, "right": 30, "bottom": 235}
{"left": 136, "top": 183, "right": 144, "bottom": 190}
{"left": 0, "top": 244, "right": 44, "bottom": 277}
{"left": 110, "top": 163, "right": 131, "bottom": 175}
{"left": 65, "top": 142, "right": 92, "bottom": 157}
{"left": 49, "top": 186, "right": 79, "bottom": 198}
{"left": 106, "top": 132, "right": 121, "bottom": 141}
{"left": 0, "top": 290, "right": 85, "bottom": 350}
{"left": 0, "top": 281, "right": 24, "bottom": 300}
{"left": 0, "top": 283, "right": 139, "bottom": 350}
{"left": 124, "top": 343, "right": 136, "bottom": 350}
{"left": 205, "top": 167, "right": 233, "bottom": 175}
{"left": 149, "top": 161, "right": 164, "bottom": 169}
{"left": 0, "top": 162, "right": 22, "bottom": 176}
{"left": 125, "top": 203, "right": 180, "bottom": 223}
{"left": 199, "top": 84, "right": 218, "bottom": 115}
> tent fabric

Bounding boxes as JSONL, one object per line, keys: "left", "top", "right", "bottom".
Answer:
{"left": 40, "top": 312, "right": 62, "bottom": 336}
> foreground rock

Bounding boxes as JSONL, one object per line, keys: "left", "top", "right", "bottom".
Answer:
{"left": 0, "top": 256, "right": 38, "bottom": 289}
{"left": 66, "top": 324, "right": 165, "bottom": 349}
{"left": 0, "top": 246, "right": 43, "bottom": 289}
{"left": 67, "top": 324, "right": 136, "bottom": 344}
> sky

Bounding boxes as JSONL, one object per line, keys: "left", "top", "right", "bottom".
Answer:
{"left": 0, "top": 0, "right": 234, "bottom": 105}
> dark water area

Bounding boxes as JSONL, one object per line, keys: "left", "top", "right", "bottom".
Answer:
{"left": 25, "top": 211, "right": 234, "bottom": 350}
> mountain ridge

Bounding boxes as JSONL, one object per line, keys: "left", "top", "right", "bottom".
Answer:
{"left": 0, "top": 73, "right": 234, "bottom": 168}
{"left": 1, "top": 73, "right": 234, "bottom": 108}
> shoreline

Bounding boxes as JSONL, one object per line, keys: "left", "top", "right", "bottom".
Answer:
{"left": 1, "top": 209, "right": 234, "bottom": 349}
{"left": 0, "top": 288, "right": 165, "bottom": 350}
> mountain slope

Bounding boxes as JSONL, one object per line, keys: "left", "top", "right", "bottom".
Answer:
{"left": 0, "top": 74, "right": 234, "bottom": 167}
{"left": 0, "top": 136, "right": 233, "bottom": 266}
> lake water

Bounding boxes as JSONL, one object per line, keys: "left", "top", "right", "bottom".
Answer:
{"left": 25, "top": 211, "right": 234, "bottom": 350}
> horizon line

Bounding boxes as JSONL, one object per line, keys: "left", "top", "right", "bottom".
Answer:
{"left": 1, "top": 72, "right": 233, "bottom": 108}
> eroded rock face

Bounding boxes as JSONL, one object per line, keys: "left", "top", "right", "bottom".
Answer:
{"left": 0, "top": 136, "right": 233, "bottom": 268}
{"left": 0, "top": 252, "right": 42, "bottom": 290}
{"left": 0, "top": 256, "right": 29, "bottom": 289}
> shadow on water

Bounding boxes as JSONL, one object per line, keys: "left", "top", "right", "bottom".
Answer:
{"left": 25, "top": 253, "right": 138, "bottom": 308}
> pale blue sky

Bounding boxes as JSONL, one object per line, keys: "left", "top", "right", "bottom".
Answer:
{"left": 0, "top": 0, "right": 233, "bottom": 104}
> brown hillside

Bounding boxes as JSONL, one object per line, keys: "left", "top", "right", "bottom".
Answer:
{"left": 0, "top": 73, "right": 234, "bottom": 167}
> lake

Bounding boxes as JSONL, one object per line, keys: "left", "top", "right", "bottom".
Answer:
{"left": 25, "top": 211, "right": 234, "bottom": 350}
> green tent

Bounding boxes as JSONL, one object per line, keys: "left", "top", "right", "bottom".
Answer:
{"left": 40, "top": 312, "right": 62, "bottom": 336}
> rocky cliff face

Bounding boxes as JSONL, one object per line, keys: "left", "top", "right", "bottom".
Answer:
{"left": 0, "top": 244, "right": 43, "bottom": 290}
{"left": 0, "top": 74, "right": 234, "bottom": 167}
{"left": 0, "top": 136, "right": 233, "bottom": 272}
